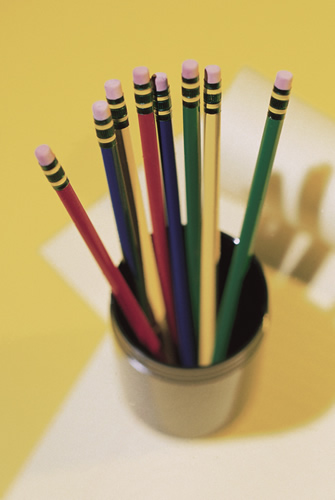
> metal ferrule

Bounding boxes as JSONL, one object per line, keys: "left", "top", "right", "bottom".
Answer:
{"left": 107, "top": 96, "right": 129, "bottom": 130}
{"left": 40, "top": 157, "right": 69, "bottom": 191}
{"left": 94, "top": 115, "right": 116, "bottom": 148}
{"left": 267, "top": 85, "right": 291, "bottom": 120}
{"left": 204, "top": 80, "right": 222, "bottom": 114}
{"left": 133, "top": 82, "right": 153, "bottom": 115}
{"left": 182, "top": 75, "right": 200, "bottom": 108}
{"left": 153, "top": 85, "right": 172, "bottom": 121}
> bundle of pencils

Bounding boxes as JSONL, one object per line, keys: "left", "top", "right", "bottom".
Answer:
{"left": 35, "top": 62, "right": 292, "bottom": 368}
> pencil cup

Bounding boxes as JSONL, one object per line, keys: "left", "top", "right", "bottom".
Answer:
{"left": 110, "top": 232, "right": 268, "bottom": 438}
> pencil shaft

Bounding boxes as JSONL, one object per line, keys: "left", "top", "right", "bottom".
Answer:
{"left": 133, "top": 74, "right": 178, "bottom": 345}
{"left": 94, "top": 113, "right": 137, "bottom": 278}
{"left": 199, "top": 112, "right": 221, "bottom": 365}
{"left": 58, "top": 184, "right": 161, "bottom": 356}
{"left": 106, "top": 86, "right": 167, "bottom": 330}
{"left": 31, "top": 141, "right": 163, "bottom": 359}
{"left": 119, "top": 125, "right": 167, "bottom": 330}
{"left": 100, "top": 148, "right": 136, "bottom": 270}
{"left": 59, "top": 183, "right": 117, "bottom": 286}
{"left": 113, "top": 120, "right": 141, "bottom": 254}
{"left": 213, "top": 80, "right": 291, "bottom": 363}
{"left": 182, "top": 79, "right": 201, "bottom": 338}
{"left": 137, "top": 111, "right": 178, "bottom": 343}
{"left": 154, "top": 78, "right": 196, "bottom": 367}
{"left": 94, "top": 112, "right": 149, "bottom": 317}
{"left": 198, "top": 69, "right": 222, "bottom": 366}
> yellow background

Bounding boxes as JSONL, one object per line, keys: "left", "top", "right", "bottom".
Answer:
{"left": 2, "top": 0, "right": 335, "bottom": 496}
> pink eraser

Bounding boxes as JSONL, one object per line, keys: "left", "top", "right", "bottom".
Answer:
{"left": 205, "top": 65, "right": 221, "bottom": 84}
{"left": 182, "top": 59, "right": 199, "bottom": 79}
{"left": 104, "top": 79, "right": 123, "bottom": 100}
{"left": 275, "top": 70, "right": 293, "bottom": 91}
{"left": 133, "top": 66, "right": 150, "bottom": 85}
{"left": 154, "top": 72, "right": 168, "bottom": 92}
{"left": 92, "top": 100, "right": 111, "bottom": 121}
{"left": 35, "top": 144, "right": 55, "bottom": 166}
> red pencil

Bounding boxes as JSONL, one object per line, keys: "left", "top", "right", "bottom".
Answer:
{"left": 133, "top": 67, "right": 178, "bottom": 345}
{"left": 35, "top": 144, "right": 163, "bottom": 360}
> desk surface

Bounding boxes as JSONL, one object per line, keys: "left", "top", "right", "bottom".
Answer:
{"left": 1, "top": 1, "right": 335, "bottom": 498}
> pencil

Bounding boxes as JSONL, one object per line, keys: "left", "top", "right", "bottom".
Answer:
{"left": 92, "top": 101, "right": 149, "bottom": 316}
{"left": 104, "top": 80, "right": 140, "bottom": 255}
{"left": 104, "top": 79, "right": 167, "bottom": 334}
{"left": 35, "top": 144, "right": 164, "bottom": 361}
{"left": 213, "top": 70, "right": 293, "bottom": 364}
{"left": 152, "top": 73, "right": 196, "bottom": 367}
{"left": 92, "top": 101, "right": 137, "bottom": 276}
{"left": 198, "top": 65, "right": 222, "bottom": 366}
{"left": 133, "top": 66, "right": 178, "bottom": 347}
{"left": 181, "top": 59, "right": 201, "bottom": 339}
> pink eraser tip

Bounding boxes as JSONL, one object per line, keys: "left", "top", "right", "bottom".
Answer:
{"left": 205, "top": 65, "right": 221, "bottom": 84}
{"left": 275, "top": 70, "right": 293, "bottom": 91}
{"left": 35, "top": 144, "right": 55, "bottom": 166}
{"left": 154, "top": 72, "right": 168, "bottom": 92}
{"left": 104, "top": 79, "right": 123, "bottom": 100}
{"left": 133, "top": 66, "right": 150, "bottom": 85}
{"left": 92, "top": 100, "right": 111, "bottom": 121}
{"left": 182, "top": 59, "right": 199, "bottom": 79}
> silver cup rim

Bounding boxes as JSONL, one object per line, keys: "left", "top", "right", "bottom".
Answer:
{"left": 111, "top": 313, "right": 268, "bottom": 384}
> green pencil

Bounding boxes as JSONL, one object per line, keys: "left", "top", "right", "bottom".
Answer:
{"left": 213, "top": 70, "right": 293, "bottom": 364}
{"left": 182, "top": 59, "right": 202, "bottom": 339}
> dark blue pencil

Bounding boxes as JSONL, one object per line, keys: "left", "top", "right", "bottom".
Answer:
{"left": 92, "top": 100, "right": 150, "bottom": 321}
{"left": 152, "top": 73, "right": 196, "bottom": 367}
{"left": 92, "top": 101, "right": 137, "bottom": 274}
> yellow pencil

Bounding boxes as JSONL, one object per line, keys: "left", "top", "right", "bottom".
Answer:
{"left": 199, "top": 65, "right": 222, "bottom": 366}
{"left": 105, "top": 79, "right": 167, "bottom": 333}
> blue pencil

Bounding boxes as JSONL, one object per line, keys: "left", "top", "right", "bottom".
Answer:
{"left": 92, "top": 100, "right": 150, "bottom": 320}
{"left": 152, "top": 73, "right": 196, "bottom": 367}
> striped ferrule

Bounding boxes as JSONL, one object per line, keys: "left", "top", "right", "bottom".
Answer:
{"left": 182, "top": 75, "right": 200, "bottom": 108}
{"left": 204, "top": 80, "right": 222, "bottom": 114}
{"left": 268, "top": 86, "right": 291, "bottom": 120}
{"left": 153, "top": 85, "right": 172, "bottom": 121}
{"left": 40, "top": 157, "right": 69, "bottom": 191}
{"left": 94, "top": 114, "right": 116, "bottom": 148}
{"left": 133, "top": 82, "right": 153, "bottom": 115}
{"left": 107, "top": 96, "right": 129, "bottom": 130}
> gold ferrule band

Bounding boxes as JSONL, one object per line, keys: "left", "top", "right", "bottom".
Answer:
{"left": 268, "top": 105, "right": 286, "bottom": 115}
{"left": 136, "top": 102, "right": 152, "bottom": 109}
{"left": 182, "top": 81, "right": 199, "bottom": 90}
{"left": 134, "top": 87, "right": 152, "bottom": 96}
{"left": 205, "top": 103, "right": 221, "bottom": 110}
{"left": 50, "top": 176, "right": 68, "bottom": 187}
{"left": 271, "top": 91, "right": 289, "bottom": 101}
{"left": 205, "top": 87, "right": 221, "bottom": 95}
{"left": 157, "top": 109, "right": 170, "bottom": 116}
{"left": 157, "top": 95, "right": 169, "bottom": 102}
{"left": 45, "top": 161, "right": 61, "bottom": 176}
{"left": 116, "top": 115, "right": 128, "bottom": 123}
{"left": 95, "top": 121, "right": 113, "bottom": 131}
{"left": 109, "top": 101, "right": 125, "bottom": 109}
{"left": 182, "top": 95, "right": 200, "bottom": 103}
{"left": 98, "top": 134, "right": 116, "bottom": 144}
